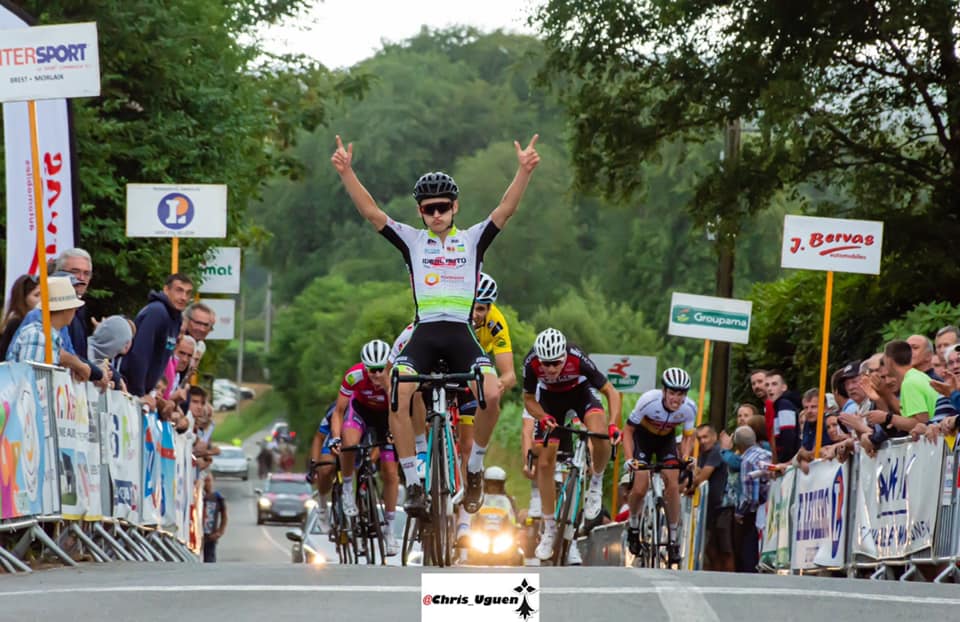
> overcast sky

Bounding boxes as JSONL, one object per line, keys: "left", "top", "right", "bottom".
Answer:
{"left": 259, "top": 0, "right": 539, "bottom": 69}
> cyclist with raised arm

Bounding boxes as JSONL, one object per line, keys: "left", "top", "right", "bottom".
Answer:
{"left": 622, "top": 368, "right": 697, "bottom": 566}
{"left": 328, "top": 339, "right": 400, "bottom": 556}
{"left": 331, "top": 133, "right": 540, "bottom": 516}
{"left": 523, "top": 328, "right": 622, "bottom": 562}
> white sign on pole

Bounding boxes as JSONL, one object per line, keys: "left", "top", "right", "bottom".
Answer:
{"left": 791, "top": 460, "right": 848, "bottom": 570}
{"left": 126, "top": 184, "right": 227, "bottom": 238}
{"left": 200, "top": 298, "right": 236, "bottom": 340}
{"left": 780, "top": 215, "right": 884, "bottom": 275}
{"left": 0, "top": 22, "right": 100, "bottom": 102}
{"left": 853, "top": 439, "right": 942, "bottom": 560}
{"left": 199, "top": 247, "right": 241, "bottom": 294}
{"left": 588, "top": 354, "right": 657, "bottom": 393}
{"left": 668, "top": 292, "right": 752, "bottom": 344}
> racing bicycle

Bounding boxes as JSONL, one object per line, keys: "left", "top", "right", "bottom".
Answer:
{"left": 339, "top": 435, "right": 393, "bottom": 566}
{"left": 624, "top": 459, "right": 693, "bottom": 569}
{"left": 392, "top": 365, "right": 486, "bottom": 567}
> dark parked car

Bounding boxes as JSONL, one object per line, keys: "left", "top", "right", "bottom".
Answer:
{"left": 255, "top": 473, "right": 315, "bottom": 524}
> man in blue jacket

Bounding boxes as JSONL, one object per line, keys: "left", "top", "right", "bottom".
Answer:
{"left": 120, "top": 273, "right": 194, "bottom": 396}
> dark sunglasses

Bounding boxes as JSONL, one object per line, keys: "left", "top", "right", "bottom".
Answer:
{"left": 365, "top": 366, "right": 386, "bottom": 373}
{"left": 419, "top": 202, "right": 453, "bottom": 216}
{"left": 541, "top": 359, "right": 564, "bottom": 368}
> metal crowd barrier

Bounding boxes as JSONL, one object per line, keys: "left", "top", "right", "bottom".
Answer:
{"left": 0, "top": 362, "right": 200, "bottom": 573}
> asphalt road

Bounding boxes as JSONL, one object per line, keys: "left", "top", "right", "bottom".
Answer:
{"left": 3, "top": 424, "right": 959, "bottom": 621}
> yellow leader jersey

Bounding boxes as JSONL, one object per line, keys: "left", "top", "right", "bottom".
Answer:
{"left": 475, "top": 303, "right": 512, "bottom": 355}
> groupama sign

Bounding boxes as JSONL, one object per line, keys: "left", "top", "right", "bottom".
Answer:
{"left": 668, "top": 293, "right": 752, "bottom": 344}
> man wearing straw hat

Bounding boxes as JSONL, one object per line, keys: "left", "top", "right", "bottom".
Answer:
{"left": 5, "top": 276, "right": 84, "bottom": 365}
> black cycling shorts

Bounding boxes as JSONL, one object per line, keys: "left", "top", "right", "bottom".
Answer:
{"left": 394, "top": 321, "right": 493, "bottom": 376}
{"left": 631, "top": 425, "right": 679, "bottom": 465}
{"left": 533, "top": 384, "right": 604, "bottom": 454}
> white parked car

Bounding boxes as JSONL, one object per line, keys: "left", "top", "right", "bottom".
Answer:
{"left": 214, "top": 378, "right": 256, "bottom": 400}
{"left": 211, "top": 445, "right": 249, "bottom": 480}
{"left": 213, "top": 392, "right": 237, "bottom": 411}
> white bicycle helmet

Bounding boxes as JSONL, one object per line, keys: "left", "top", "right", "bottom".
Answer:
{"left": 534, "top": 328, "right": 567, "bottom": 361}
{"left": 360, "top": 339, "right": 390, "bottom": 368}
{"left": 484, "top": 465, "right": 506, "bottom": 482}
{"left": 475, "top": 272, "right": 498, "bottom": 304}
{"left": 661, "top": 367, "right": 692, "bottom": 391}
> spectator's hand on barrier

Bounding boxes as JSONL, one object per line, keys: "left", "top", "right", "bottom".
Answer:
{"left": 839, "top": 411, "right": 869, "bottom": 435}
{"left": 865, "top": 410, "right": 887, "bottom": 426}
{"left": 820, "top": 444, "right": 837, "bottom": 461}
{"left": 859, "top": 432, "right": 877, "bottom": 457}
{"left": 719, "top": 430, "right": 733, "bottom": 450}
{"left": 142, "top": 393, "right": 157, "bottom": 413}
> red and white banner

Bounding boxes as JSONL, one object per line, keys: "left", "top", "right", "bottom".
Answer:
{"left": 780, "top": 215, "right": 884, "bottom": 275}
{"left": 2, "top": 5, "right": 77, "bottom": 300}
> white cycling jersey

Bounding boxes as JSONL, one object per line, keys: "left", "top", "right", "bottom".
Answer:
{"left": 628, "top": 389, "right": 697, "bottom": 436}
{"left": 388, "top": 322, "right": 415, "bottom": 365}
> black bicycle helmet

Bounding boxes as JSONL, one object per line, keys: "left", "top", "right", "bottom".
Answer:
{"left": 413, "top": 171, "right": 459, "bottom": 202}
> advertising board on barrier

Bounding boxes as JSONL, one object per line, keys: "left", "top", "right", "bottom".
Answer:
{"left": 0, "top": 363, "right": 47, "bottom": 519}
{"left": 174, "top": 432, "right": 194, "bottom": 542}
{"left": 854, "top": 438, "right": 943, "bottom": 559}
{"left": 102, "top": 390, "right": 141, "bottom": 521}
{"left": 141, "top": 412, "right": 163, "bottom": 524}
{"left": 761, "top": 468, "right": 795, "bottom": 569}
{"left": 791, "top": 460, "right": 848, "bottom": 570}
{"left": 52, "top": 369, "right": 101, "bottom": 520}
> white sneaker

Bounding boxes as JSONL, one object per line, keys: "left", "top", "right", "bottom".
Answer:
{"left": 566, "top": 543, "right": 583, "bottom": 565}
{"left": 584, "top": 485, "right": 602, "bottom": 520}
{"left": 535, "top": 527, "right": 556, "bottom": 560}
{"left": 385, "top": 530, "right": 399, "bottom": 557}
{"left": 528, "top": 495, "right": 542, "bottom": 519}
{"left": 342, "top": 494, "right": 358, "bottom": 518}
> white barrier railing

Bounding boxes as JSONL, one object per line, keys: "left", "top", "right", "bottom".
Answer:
{"left": 0, "top": 362, "right": 200, "bottom": 572}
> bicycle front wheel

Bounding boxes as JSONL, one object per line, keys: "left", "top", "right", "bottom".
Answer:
{"left": 366, "top": 476, "right": 387, "bottom": 566}
{"left": 552, "top": 470, "right": 578, "bottom": 567}
{"left": 429, "top": 415, "right": 451, "bottom": 567}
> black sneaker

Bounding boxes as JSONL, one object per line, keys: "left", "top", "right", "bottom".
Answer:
{"left": 667, "top": 542, "right": 682, "bottom": 566}
{"left": 404, "top": 483, "right": 427, "bottom": 518}
{"left": 463, "top": 469, "right": 484, "bottom": 513}
{"left": 627, "top": 526, "right": 641, "bottom": 556}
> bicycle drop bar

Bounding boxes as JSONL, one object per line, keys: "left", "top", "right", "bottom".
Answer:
{"left": 389, "top": 366, "right": 487, "bottom": 412}
{"left": 540, "top": 424, "right": 611, "bottom": 447}
{"left": 339, "top": 440, "right": 394, "bottom": 453}
{"left": 629, "top": 458, "right": 695, "bottom": 473}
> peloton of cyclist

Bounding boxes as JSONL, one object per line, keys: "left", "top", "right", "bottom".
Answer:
{"left": 622, "top": 367, "right": 696, "bottom": 566}
{"left": 328, "top": 339, "right": 401, "bottom": 556}
{"left": 331, "top": 133, "right": 540, "bottom": 516}
{"left": 523, "top": 328, "right": 622, "bottom": 562}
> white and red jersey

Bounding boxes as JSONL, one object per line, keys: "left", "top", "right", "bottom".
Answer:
{"left": 522, "top": 345, "right": 607, "bottom": 393}
{"left": 339, "top": 362, "right": 388, "bottom": 412}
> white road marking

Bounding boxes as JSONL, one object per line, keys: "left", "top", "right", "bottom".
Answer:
{"left": 653, "top": 575, "right": 720, "bottom": 622}
{"left": 0, "top": 584, "right": 958, "bottom": 606}
{"left": 260, "top": 525, "right": 294, "bottom": 556}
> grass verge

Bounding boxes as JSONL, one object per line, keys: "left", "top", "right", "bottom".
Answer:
{"left": 211, "top": 389, "right": 284, "bottom": 444}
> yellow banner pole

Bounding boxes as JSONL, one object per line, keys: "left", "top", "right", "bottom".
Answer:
{"left": 813, "top": 271, "right": 834, "bottom": 457}
{"left": 28, "top": 100, "right": 53, "bottom": 365}
{"left": 171, "top": 236, "right": 179, "bottom": 274}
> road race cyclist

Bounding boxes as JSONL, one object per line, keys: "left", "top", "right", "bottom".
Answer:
{"left": 331, "top": 133, "right": 541, "bottom": 516}
{"left": 454, "top": 272, "right": 518, "bottom": 545}
{"left": 523, "top": 328, "right": 622, "bottom": 562}
{"left": 622, "top": 367, "right": 697, "bottom": 566}
{"left": 307, "top": 401, "right": 337, "bottom": 530}
{"left": 328, "top": 339, "right": 401, "bottom": 556}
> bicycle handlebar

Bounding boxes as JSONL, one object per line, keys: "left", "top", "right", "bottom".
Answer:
{"left": 390, "top": 365, "right": 487, "bottom": 412}
{"left": 339, "top": 440, "right": 393, "bottom": 453}
{"left": 540, "top": 424, "right": 611, "bottom": 447}
{"left": 628, "top": 458, "right": 695, "bottom": 473}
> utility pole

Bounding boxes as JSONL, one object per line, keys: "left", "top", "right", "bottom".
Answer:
{"left": 236, "top": 288, "right": 245, "bottom": 396}
{"left": 263, "top": 271, "right": 272, "bottom": 381}
{"left": 709, "top": 119, "right": 741, "bottom": 432}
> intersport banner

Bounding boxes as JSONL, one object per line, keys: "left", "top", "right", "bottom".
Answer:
{"left": 102, "top": 390, "right": 141, "bottom": 521}
{"left": 854, "top": 438, "right": 944, "bottom": 560}
{"left": 791, "top": 460, "right": 848, "bottom": 570}
{"left": 1, "top": 4, "right": 78, "bottom": 296}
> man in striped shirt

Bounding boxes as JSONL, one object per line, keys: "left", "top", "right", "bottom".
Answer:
{"left": 6, "top": 276, "right": 84, "bottom": 365}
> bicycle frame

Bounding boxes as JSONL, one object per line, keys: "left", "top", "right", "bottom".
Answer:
{"left": 627, "top": 461, "right": 691, "bottom": 569}
{"left": 340, "top": 438, "right": 392, "bottom": 566}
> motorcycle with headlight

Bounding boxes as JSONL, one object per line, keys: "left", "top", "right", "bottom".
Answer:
{"left": 466, "top": 496, "right": 523, "bottom": 566}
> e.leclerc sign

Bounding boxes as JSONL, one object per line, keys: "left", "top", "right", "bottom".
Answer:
{"left": 126, "top": 184, "right": 227, "bottom": 238}
{"left": 668, "top": 292, "right": 752, "bottom": 344}
{"left": 781, "top": 214, "right": 883, "bottom": 275}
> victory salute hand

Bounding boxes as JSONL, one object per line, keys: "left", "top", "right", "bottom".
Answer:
{"left": 331, "top": 135, "right": 353, "bottom": 174}
{"left": 515, "top": 134, "right": 540, "bottom": 173}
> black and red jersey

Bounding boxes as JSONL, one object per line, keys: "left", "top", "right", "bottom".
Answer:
{"left": 522, "top": 345, "right": 607, "bottom": 393}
